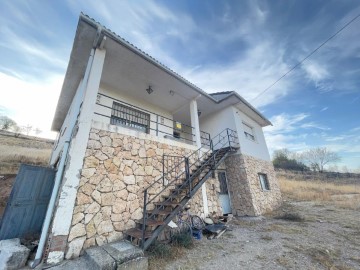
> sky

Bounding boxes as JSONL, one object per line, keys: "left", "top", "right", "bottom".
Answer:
{"left": 0, "top": 0, "right": 359, "bottom": 170}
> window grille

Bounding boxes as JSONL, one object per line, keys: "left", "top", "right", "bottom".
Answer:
{"left": 243, "top": 122, "right": 255, "bottom": 141}
{"left": 110, "top": 102, "right": 150, "bottom": 133}
{"left": 258, "top": 173, "right": 270, "bottom": 191}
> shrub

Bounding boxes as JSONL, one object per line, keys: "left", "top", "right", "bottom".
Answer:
{"left": 171, "top": 232, "right": 193, "bottom": 248}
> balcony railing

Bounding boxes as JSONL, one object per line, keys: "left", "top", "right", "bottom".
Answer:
{"left": 94, "top": 93, "right": 211, "bottom": 147}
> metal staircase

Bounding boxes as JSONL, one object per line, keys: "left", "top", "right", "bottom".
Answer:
{"left": 125, "top": 128, "right": 238, "bottom": 250}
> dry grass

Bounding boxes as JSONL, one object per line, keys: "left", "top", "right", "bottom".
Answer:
{"left": 0, "top": 134, "right": 53, "bottom": 174}
{"left": 279, "top": 176, "right": 360, "bottom": 210}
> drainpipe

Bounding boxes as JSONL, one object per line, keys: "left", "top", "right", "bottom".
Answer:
{"left": 31, "top": 27, "right": 104, "bottom": 267}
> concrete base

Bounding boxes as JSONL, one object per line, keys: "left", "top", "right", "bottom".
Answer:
{"left": 0, "top": 238, "right": 30, "bottom": 270}
{"left": 47, "top": 241, "right": 147, "bottom": 270}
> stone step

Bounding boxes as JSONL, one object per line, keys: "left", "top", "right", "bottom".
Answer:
{"left": 84, "top": 240, "right": 148, "bottom": 269}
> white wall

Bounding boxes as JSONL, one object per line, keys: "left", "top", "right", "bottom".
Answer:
{"left": 233, "top": 107, "right": 271, "bottom": 161}
{"left": 50, "top": 80, "right": 83, "bottom": 166}
{"left": 199, "top": 106, "right": 237, "bottom": 149}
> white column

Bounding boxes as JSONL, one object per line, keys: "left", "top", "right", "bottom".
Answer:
{"left": 47, "top": 48, "right": 106, "bottom": 263}
{"left": 190, "top": 99, "right": 209, "bottom": 217}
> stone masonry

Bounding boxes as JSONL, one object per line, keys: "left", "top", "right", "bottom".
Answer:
{"left": 66, "top": 125, "right": 223, "bottom": 258}
{"left": 225, "top": 153, "right": 281, "bottom": 216}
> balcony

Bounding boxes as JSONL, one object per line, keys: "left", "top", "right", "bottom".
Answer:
{"left": 93, "top": 93, "right": 210, "bottom": 147}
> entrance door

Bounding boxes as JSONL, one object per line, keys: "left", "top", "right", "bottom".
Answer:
{"left": 218, "top": 171, "right": 231, "bottom": 214}
{"left": 0, "top": 164, "right": 55, "bottom": 240}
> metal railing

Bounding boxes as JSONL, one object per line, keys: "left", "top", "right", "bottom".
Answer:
{"left": 94, "top": 93, "right": 211, "bottom": 146}
{"left": 141, "top": 128, "right": 238, "bottom": 247}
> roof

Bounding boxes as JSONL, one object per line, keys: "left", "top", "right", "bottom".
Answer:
{"left": 51, "top": 14, "right": 272, "bottom": 131}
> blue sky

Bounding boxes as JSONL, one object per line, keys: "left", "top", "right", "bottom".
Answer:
{"left": 0, "top": 0, "right": 359, "bottom": 171}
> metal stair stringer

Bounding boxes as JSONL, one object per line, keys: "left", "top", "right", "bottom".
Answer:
{"left": 142, "top": 147, "right": 235, "bottom": 250}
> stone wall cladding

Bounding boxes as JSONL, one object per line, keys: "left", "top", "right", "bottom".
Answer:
{"left": 66, "top": 126, "right": 222, "bottom": 258}
{"left": 225, "top": 153, "right": 281, "bottom": 216}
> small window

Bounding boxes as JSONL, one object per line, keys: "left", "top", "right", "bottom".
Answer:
{"left": 258, "top": 173, "right": 270, "bottom": 191}
{"left": 110, "top": 102, "right": 150, "bottom": 133}
{"left": 243, "top": 122, "right": 255, "bottom": 141}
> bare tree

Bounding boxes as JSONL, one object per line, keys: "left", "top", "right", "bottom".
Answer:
{"left": 0, "top": 115, "right": 17, "bottom": 131}
{"left": 34, "top": 128, "right": 42, "bottom": 136}
{"left": 22, "top": 124, "right": 33, "bottom": 136}
{"left": 301, "top": 147, "right": 340, "bottom": 172}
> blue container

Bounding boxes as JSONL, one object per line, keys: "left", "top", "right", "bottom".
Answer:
{"left": 192, "top": 229, "right": 202, "bottom": 240}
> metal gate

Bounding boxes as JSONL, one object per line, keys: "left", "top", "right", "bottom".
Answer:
{"left": 0, "top": 164, "right": 55, "bottom": 240}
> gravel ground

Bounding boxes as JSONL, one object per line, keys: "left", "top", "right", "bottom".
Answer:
{"left": 160, "top": 200, "right": 360, "bottom": 270}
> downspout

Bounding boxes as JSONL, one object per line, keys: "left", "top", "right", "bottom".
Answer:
{"left": 32, "top": 27, "right": 104, "bottom": 268}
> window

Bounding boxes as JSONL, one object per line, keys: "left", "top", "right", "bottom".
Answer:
{"left": 110, "top": 102, "right": 150, "bottom": 133}
{"left": 258, "top": 174, "right": 270, "bottom": 191}
{"left": 243, "top": 122, "right": 255, "bottom": 141}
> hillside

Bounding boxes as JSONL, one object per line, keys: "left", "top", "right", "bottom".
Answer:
{"left": 0, "top": 131, "right": 53, "bottom": 218}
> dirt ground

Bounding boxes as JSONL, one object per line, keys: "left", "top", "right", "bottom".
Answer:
{"left": 0, "top": 174, "right": 16, "bottom": 219}
{"left": 158, "top": 199, "right": 360, "bottom": 270}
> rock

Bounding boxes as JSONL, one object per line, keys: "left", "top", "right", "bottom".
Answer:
{"left": 65, "top": 236, "right": 86, "bottom": 260}
{"left": 146, "top": 149, "right": 156, "bottom": 157}
{"left": 111, "top": 214, "right": 122, "bottom": 222}
{"left": 118, "top": 257, "right": 148, "bottom": 270}
{"left": 124, "top": 175, "right": 136, "bottom": 185}
{"left": 97, "top": 220, "right": 114, "bottom": 235}
{"left": 144, "top": 166, "right": 153, "bottom": 175}
{"left": 100, "top": 136, "right": 112, "bottom": 147}
{"left": 131, "top": 208, "right": 142, "bottom": 220}
{"left": 123, "top": 166, "right": 133, "bottom": 176}
{"left": 101, "top": 193, "right": 115, "bottom": 206}
{"left": 94, "top": 150, "right": 108, "bottom": 161}
{"left": 72, "top": 212, "right": 84, "bottom": 225}
{"left": 127, "top": 185, "right": 140, "bottom": 194}
{"left": 76, "top": 192, "right": 92, "bottom": 205}
{"left": 107, "top": 232, "right": 123, "bottom": 243}
{"left": 0, "top": 238, "right": 30, "bottom": 270}
{"left": 101, "top": 206, "right": 112, "bottom": 220}
{"left": 91, "top": 190, "right": 102, "bottom": 204}
{"left": 115, "top": 189, "right": 128, "bottom": 199}
{"left": 99, "top": 178, "right": 112, "bottom": 193}
{"left": 113, "top": 156, "right": 121, "bottom": 167}
{"left": 68, "top": 223, "right": 86, "bottom": 242}
{"left": 84, "top": 213, "right": 94, "bottom": 224}
{"left": 81, "top": 183, "right": 95, "bottom": 196}
{"left": 86, "top": 220, "right": 97, "bottom": 238}
{"left": 83, "top": 238, "right": 96, "bottom": 250}
{"left": 102, "top": 147, "right": 115, "bottom": 157}
{"left": 81, "top": 168, "right": 96, "bottom": 178}
{"left": 134, "top": 167, "right": 145, "bottom": 176}
{"left": 86, "top": 202, "right": 101, "bottom": 214}
{"left": 87, "top": 140, "right": 101, "bottom": 149}
{"left": 84, "top": 246, "right": 116, "bottom": 270}
{"left": 113, "top": 199, "right": 126, "bottom": 214}
{"left": 127, "top": 193, "right": 137, "bottom": 201}
{"left": 93, "top": 212, "right": 103, "bottom": 228}
{"left": 113, "top": 180, "right": 126, "bottom": 191}
{"left": 138, "top": 148, "right": 146, "bottom": 158}
{"left": 84, "top": 156, "right": 99, "bottom": 168}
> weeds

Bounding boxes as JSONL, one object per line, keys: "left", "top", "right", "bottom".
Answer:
{"left": 147, "top": 241, "right": 172, "bottom": 259}
{"left": 275, "top": 212, "right": 304, "bottom": 222}
{"left": 171, "top": 232, "right": 194, "bottom": 248}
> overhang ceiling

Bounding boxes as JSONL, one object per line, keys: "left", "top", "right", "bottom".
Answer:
{"left": 51, "top": 14, "right": 271, "bottom": 131}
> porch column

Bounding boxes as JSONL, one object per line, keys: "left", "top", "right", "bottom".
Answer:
{"left": 190, "top": 99, "right": 209, "bottom": 217}
{"left": 47, "top": 48, "right": 106, "bottom": 263}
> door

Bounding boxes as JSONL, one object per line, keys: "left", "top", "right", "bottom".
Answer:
{"left": 218, "top": 171, "right": 231, "bottom": 214}
{"left": 0, "top": 164, "right": 55, "bottom": 240}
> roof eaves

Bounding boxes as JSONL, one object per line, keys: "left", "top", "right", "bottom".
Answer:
{"left": 79, "top": 13, "right": 272, "bottom": 127}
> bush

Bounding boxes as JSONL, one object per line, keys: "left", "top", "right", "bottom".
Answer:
{"left": 171, "top": 231, "right": 193, "bottom": 248}
{"left": 275, "top": 212, "right": 304, "bottom": 222}
{"left": 147, "top": 241, "right": 172, "bottom": 258}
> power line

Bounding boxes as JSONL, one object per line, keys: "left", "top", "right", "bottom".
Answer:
{"left": 252, "top": 12, "right": 360, "bottom": 102}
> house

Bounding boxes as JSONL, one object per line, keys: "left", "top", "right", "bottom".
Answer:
{"left": 44, "top": 14, "right": 281, "bottom": 264}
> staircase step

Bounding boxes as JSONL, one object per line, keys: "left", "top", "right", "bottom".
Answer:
{"left": 126, "top": 228, "right": 152, "bottom": 239}
{"left": 155, "top": 201, "right": 181, "bottom": 206}
{"left": 146, "top": 208, "right": 172, "bottom": 215}
{"left": 136, "top": 219, "right": 164, "bottom": 226}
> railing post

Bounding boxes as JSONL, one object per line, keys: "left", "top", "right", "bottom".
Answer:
{"left": 156, "top": 115, "right": 159, "bottom": 136}
{"left": 185, "top": 157, "right": 191, "bottom": 196}
{"left": 162, "top": 155, "right": 165, "bottom": 186}
{"left": 226, "top": 128, "right": 231, "bottom": 148}
{"left": 210, "top": 139, "right": 213, "bottom": 152}
{"left": 142, "top": 189, "right": 147, "bottom": 249}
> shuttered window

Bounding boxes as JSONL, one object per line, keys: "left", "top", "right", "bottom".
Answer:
{"left": 110, "top": 102, "right": 150, "bottom": 133}
{"left": 243, "top": 122, "right": 255, "bottom": 141}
